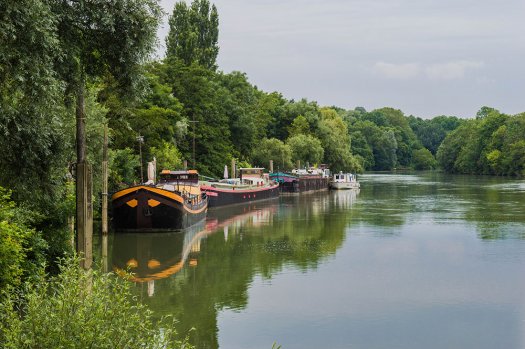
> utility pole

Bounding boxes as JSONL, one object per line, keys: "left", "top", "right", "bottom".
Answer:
{"left": 137, "top": 134, "right": 144, "bottom": 183}
{"left": 188, "top": 118, "right": 199, "bottom": 169}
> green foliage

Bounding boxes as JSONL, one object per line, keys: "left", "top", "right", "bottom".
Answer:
{"left": 150, "top": 141, "right": 183, "bottom": 171}
{"left": 288, "top": 115, "right": 310, "bottom": 137}
{"left": 109, "top": 148, "right": 140, "bottom": 191}
{"left": 268, "top": 99, "right": 319, "bottom": 140}
{"left": 287, "top": 134, "right": 324, "bottom": 166}
{"left": 317, "top": 109, "right": 361, "bottom": 172}
{"left": 167, "top": 0, "right": 219, "bottom": 70}
{"left": 408, "top": 115, "right": 463, "bottom": 154}
{"left": 0, "top": 0, "right": 68, "bottom": 207}
{"left": 412, "top": 148, "right": 437, "bottom": 170}
{"left": 252, "top": 138, "right": 292, "bottom": 170}
{"left": 51, "top": 0, "right": 162, "bottom": 95}
{"left": 216, "top": 71, "right": 260, "bottom": 159}
{"left": 349, "top": 120, "right": 396, "bottom": 170}
{"left": 0, "top": 256, "right": 192, "bottom": 349}
{"left": 436, "top": 123, "right": 472, "bottom": 172}
{"left": 162, "top": 59, "right": 233, "bottom": 176}
{"left": 437, "top": 108, "right": 525, "bottom": 176}
{"left": 0, "top": 187, "right": 47, "bottom": 289}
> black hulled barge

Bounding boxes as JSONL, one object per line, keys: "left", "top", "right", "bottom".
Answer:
{"left": 111, "top": 170, "right": 207, "bottom": 231}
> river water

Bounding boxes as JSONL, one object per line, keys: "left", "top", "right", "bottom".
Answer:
{"left": 105, "top": 172, "right": 525, "bottom": 349}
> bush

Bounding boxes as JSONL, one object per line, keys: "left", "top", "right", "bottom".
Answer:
{"left": 0, "top": 256, "right": 193, "bottom": 349}
{"left": 0, "top": 187, "right": 47, "bottom": 289}
{"left": 412, "top": 148, "right": 437, "bottom": 170}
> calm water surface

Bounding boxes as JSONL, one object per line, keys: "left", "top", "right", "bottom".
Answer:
{"left": 106, "top": 173, "right": 525, "bottom": 349}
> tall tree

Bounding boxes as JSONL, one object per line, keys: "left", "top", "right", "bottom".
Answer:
{"left": 251, "top": 138, "right": 292, "bottom": 170}
{"left": 162, "top": 59, "right": 233, "bottom": 176}
{"left": 287, "top": 134, "right": 324, "bottom": 166}
{"left": 0, "top": 0, "right": 66, "bottom": 206}
{"left": 166, "top": 0, "right": 219, "bottom": 70}
{"left": 50, "top": 0, "right": 162, "bottom": 268}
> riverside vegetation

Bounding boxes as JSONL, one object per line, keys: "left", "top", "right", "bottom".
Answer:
{"left": 1, "top": 0, "right": 524, "bottom": 346}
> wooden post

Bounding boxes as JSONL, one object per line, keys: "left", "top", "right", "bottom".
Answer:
{"left": 101, "top": 124, "right": 109, "bottom": 235}
{"left": 269, "top": 160, "right": 274, "bottom": 173}
{"left": 101, "top": 233, "right": 108, "bottom": 273}
{"left": 76, "top": 162, "right": 93, "bottom": 270}
{"left": 296, "top": 160, "right": 300, "bottom": 170}
{"left": 76, "top": 79, "right": 93, "bottom": 270}
{"left": 231, "top": 158, "right": 236, "bottom": 179}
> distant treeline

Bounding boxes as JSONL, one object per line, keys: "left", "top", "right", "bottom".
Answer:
{"left": 1, "top": 0, "right": 524, "bottom": 288}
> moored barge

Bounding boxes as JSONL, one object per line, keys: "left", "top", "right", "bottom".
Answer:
{"left": 270, "top": 167, "right": 330, "bottom": 193}
{"left": 201, "top": 168, "right": 279, "bottom": 207}
{"left": 111, "top": 169, "right": 208, "bottom": 231}
{"left": 329, "top": 172, "right": 360, "bottom": 190}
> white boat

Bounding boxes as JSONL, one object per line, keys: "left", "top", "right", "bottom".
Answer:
{"left": 330, "top": 172, "right": 360, "bottom": 190}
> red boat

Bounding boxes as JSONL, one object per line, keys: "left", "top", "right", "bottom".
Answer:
{"left": 200, "top": 168, "right": 280, "bottom": 207}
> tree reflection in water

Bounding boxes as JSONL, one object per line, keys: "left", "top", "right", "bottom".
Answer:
{"left": 111, "top": 190, "right": 360, "bottom": 348}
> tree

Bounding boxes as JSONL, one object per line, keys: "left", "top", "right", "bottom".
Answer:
{"left": 251, "top": 138, "right": 292, "bottom": 170}
{"left": 287, "top": 134, "right": 324, "bottom": 166}
{"left": 150, "top": 141, "right": 183, "bottom": 172}
{"left": 109, "top": 148, "right": 140, "bottom": 191}
{"left": 436, "top": 122, "right": 474, "bottom": 173}
{"left": 288, "top": 115, "right": 310, "bottom": 137}
{"left": 162, "top": 59, "right": 233, "bottom": 176}
{"left": 412, "top": 148, "right": 437, "bottom": 170}
{"left": 267, "top": 99, "right": 319, "bottom": 140}
{"left": 216, "top": 71, "right": 259, "bottom": 160}
{"left": 50, "top": 0, "right": 162, "bottom": 266}
{"left": 374, "top": 129, "right": 398, "bottom": 170}
{"left": 0, "top": 0, "right": 67, "bottom": 206}
{"left": 166, "top": 0, "right": 219, "bottom": 70}
{"left": 317, "top": 109, "right": 361, "bottom": 172}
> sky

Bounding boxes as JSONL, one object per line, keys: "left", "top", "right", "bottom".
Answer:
{"left": 158, "top": 0, "right": 525, "bottom": 118}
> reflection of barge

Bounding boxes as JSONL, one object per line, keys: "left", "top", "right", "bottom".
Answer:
{"left": 111, "top": 170, "right": 207, "bottom": 231}
{"left": 112, "top": 203, "right": 278, "bottom": 283}
{"left": 201, "top": 168, "right": 279, "bottom": 207}
{"left": 329, "top": 172, "right": 360, "bottom": 190}
{"left": 270, "top": 168, "right": 330, "bottom": 193}
{"left": 112, "top": 220, "right": 209, "bottom": 282}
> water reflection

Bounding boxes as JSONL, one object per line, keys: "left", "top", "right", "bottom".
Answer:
{"left": 105, "top": 174, "right": 525, "bottom": 349}
{"left": 112, "top": 220, "right": 210, "bottom": 283}
{"left": 110, "top": 190, "right": 360, "bottom": 348}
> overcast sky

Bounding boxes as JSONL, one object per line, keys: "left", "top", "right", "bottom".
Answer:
{"left": 158, "top": 0, "right": 525, "bottom": 118}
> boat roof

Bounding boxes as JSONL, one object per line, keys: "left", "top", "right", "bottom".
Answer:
{"left": 160, "top": 169, "right": 198, "bottom": 175}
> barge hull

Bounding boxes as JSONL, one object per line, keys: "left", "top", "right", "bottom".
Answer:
{"left": 112, "top": 186, "right": 207, "bottom": 231}
{"left": 202, "top": 184, "right": 280, "bottom": 207}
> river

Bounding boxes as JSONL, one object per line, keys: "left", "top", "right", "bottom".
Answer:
{"left": 103, "top": 172, "right": 525, "bottom": 349}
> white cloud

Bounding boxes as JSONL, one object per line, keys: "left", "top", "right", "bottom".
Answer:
{"left": 374, "top": 60, "right": 484, "bottom": 81}
{"left": 374, "top": 62, "right": 421, "bottom": 79}
{"left": 424, "top": 60, "right": 484, "bottom": 80}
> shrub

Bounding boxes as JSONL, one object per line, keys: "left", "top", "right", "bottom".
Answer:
{"left": 0, "top": 256, "right": 193, "bottom": 349}
{"left": 0, "top": 187, "right": 47, "bottom": 289}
